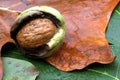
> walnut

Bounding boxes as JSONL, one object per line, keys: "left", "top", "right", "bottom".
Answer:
{"left": 10, "top": 6, "right": 66, "bottom": 58}
{"left": 16, "top": 18, "right": 56, "bottom": 49}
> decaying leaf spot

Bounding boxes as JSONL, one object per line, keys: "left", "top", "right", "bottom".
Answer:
{"left": 13, "top": 76, "right": 18, "bottom": 80}
{"left": 7, "top": 61, "right": 12, "bottom": 64}
{"left": 15, "top": 63, "right": 20, "bottom": 67}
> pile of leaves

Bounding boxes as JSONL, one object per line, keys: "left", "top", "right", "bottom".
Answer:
{"left": 0, "top": 0, "right": 120, "bottom": 80}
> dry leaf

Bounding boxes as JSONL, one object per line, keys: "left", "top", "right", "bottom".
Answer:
{"left": 45, "top": 0, "right": 119, "bottom": 71}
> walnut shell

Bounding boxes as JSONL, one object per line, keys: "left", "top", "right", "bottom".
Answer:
{"left": 16, "top": 18, "right": 56, "bottom": 50}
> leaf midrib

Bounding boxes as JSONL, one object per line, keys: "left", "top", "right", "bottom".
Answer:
{"left": 86, "top": 68, "right": 120, "bottom": 80}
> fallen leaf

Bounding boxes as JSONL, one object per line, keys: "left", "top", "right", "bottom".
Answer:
{"left": 2, "top": 57, "right": 39, "bottom": 80}
{"left": 45, "top": 0, "right": 120, "bottom": 71}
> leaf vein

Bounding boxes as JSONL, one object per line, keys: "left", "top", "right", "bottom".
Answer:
{"left": 115, "top": 61, "right": 120, "bottom": 78}
{"left": 115, "top": 10, "right": 120, "bottom": 15}
{"left": 86, "top": 68, "right": 119, "bottom": 80}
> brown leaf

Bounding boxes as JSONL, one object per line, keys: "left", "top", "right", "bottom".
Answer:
{"left": 0, "top": 0, "right": 119, "bottom": 73}
{"left": 45, "top": 0, "right": 120, "bottom": 71}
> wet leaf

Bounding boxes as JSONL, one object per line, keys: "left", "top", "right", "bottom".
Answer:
{"left": 2, "top": 57, "right": 39, "bottom": 80}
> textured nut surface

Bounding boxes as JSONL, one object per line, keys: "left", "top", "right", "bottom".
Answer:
{"left": 16, "top": 18, "right": 56, "bottom": 49}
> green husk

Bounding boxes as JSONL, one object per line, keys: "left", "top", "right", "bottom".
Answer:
{"left": 10, "top": 6, "right": 66, "bottom": 58}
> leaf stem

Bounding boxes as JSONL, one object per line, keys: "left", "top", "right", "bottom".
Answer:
{"left": 0, "top": 7, "right": 21, "bottom": 14}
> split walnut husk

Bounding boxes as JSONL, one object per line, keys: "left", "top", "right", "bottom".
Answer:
{"left": 10, "top": 6, "right": 66, "bottom": 58}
